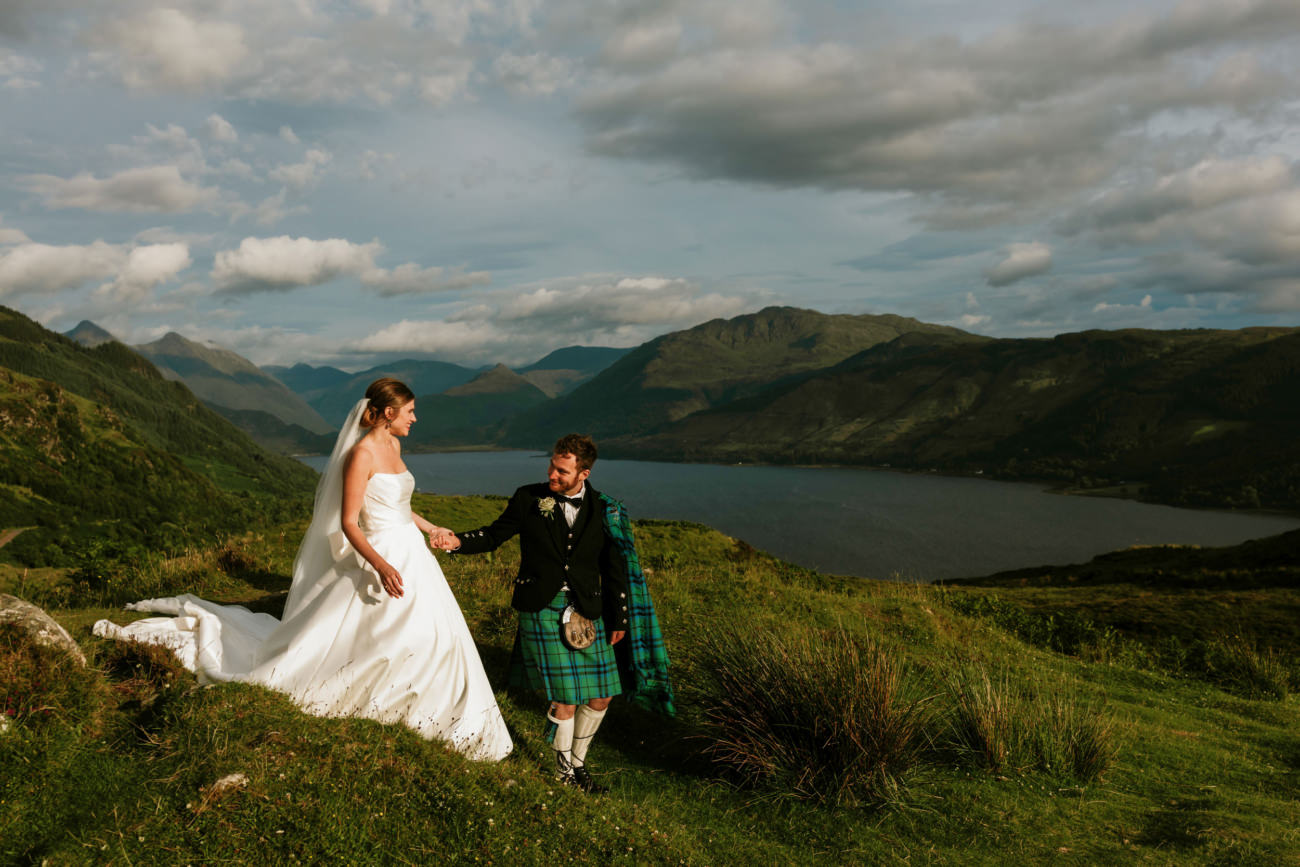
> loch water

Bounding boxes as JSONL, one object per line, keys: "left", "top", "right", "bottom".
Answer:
{"left": 302, "top": 451, "right": 1300, "bottom": 581}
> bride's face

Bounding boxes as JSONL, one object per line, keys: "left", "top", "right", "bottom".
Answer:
{"left": 387, "top": 400, "right": 416, "bottom": 436}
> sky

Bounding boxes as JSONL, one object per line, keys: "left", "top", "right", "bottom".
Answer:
{"left": 2, "top": 0, "right": 1299, "bottom": 370}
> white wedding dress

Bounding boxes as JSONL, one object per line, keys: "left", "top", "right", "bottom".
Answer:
{"left": 94, "top": 409, "right": 512, "bottom": 763}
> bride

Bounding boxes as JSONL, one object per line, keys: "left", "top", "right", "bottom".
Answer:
{"left": 94, "top": 378, "right": 512, "bottom": 761}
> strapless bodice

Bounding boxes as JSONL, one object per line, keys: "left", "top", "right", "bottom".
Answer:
{"left": 360, "top": 471, "right": 415, "bottom": 533}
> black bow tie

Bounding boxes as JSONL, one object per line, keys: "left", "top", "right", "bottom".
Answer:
{"left": 557, "top": 495, "right": 584, "bottom": 508}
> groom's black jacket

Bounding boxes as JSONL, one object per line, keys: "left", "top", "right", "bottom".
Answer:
{"left": 453, "top": 482, "right": 630, "bottom": 632}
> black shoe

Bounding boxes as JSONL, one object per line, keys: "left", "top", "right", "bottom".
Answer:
{"left": 571, "top": 766, "right": 608, "bottom": 794}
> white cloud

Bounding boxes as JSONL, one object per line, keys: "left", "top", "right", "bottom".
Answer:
{"left": 269, "top": 149, "right": 333, "bottom": 193}
{"left": 252, "top": 189, "right": 309, "bottom": 227}
{"left": 0, "top": 49, "right": 42, "bottom": 89}
{"left": 985, "top": 242, "right": 1053, "bottom": 287}
{"left": 204, "top": 113, "right": 238, "bottom": 142}
{"left": 353, "top": 318, "right": 519, "bottom": 360}
{"left": 361, "top": 263, "right": 491, "bottom": 296}
{"left": 601, "top": 18, "right": 682, "bottom": 68}
{"left": 212, "top": 236, "right": 385, "bottom": 294}
{"left": 21, "top": 165, "right": 220, "bottom": 213}
{"left": 95, "top": 242, "right": 193, "bottom": 304}
{"left": 350, "top": 273, "right": 772, "bottom": 364}
{"left": 279, "top": 125, "right": 300, "bottom": 145}
{"left": 100, "top": 8, "right": 248, "bottom": 92}
{"left": 1062, "top": 155, "right": 1295, "bottom": 239}
{"left": 1093, "top": 294, "right": 1154, "bottom": 314}
{"left": 0, "top": 241, "right": 122, "bottom": 297}
{"left": 0, "top": 240, "right": 189, "bottom": 300}
{"left": 418, "top": 58, "right": 475, "bottom": 105}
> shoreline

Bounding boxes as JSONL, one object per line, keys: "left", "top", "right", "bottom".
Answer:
{"left": 295, "top": 447, "right": 1300, "bottom": 521}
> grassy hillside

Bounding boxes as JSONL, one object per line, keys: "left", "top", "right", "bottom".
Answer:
{"left": 3, "top": 500, "right": 1297, "bottom": 863}
{"left": 207, "top": 405, "right": 336, "bottom": 455}
{"left": 942, "top": 529, "right": 1300, "bottom": 692}
{"left": 617, "top": 326, "right": 1300, "bottom": 509}
{"left": 0, "top": 306, "right": 316, "bottom": 567}
{"left": 503, "top": 306, "right": 974, "bottom": 445}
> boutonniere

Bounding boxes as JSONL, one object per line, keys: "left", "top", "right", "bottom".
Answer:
{"left": 537, "top": 497, "right": 557, "bottom": 519}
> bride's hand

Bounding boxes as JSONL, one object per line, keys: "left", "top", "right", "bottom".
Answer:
{"left": 378, "top": 564, "right": 404, "bottom": 598}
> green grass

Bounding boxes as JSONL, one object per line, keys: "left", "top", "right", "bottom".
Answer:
{"left": 3, "top": 495, "right": 1299, "bottom": 864}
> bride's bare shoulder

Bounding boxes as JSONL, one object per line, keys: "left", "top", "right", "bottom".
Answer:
{"left": 344, "top": 438, "right": 378, "bottom": 473}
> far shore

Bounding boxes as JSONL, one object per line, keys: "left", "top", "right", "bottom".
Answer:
{"left": 289, "top": 445, "right": 1300, "bottom": 521}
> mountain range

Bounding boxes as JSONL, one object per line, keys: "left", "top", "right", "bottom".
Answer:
{"left": 52, "top": 306, "right": 1300, "bottom": 511}
{"left": 601, "top": 324, "right": 1300, "bottom": 508}
{"left": 63, "top": 324, "right": 629, "bottom": 453}
{"left": 1, "top": 307, "right": 317, "bottom": 567}
{"left": 133, "top": 332, "right": 333, "bottom": 435}
{"left": 501, "top": 307, "right": 970, "bottom": 443}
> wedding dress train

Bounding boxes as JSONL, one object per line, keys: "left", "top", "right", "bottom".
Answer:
{"left": 94, "top": 470, "right": 512, "bottom": 762}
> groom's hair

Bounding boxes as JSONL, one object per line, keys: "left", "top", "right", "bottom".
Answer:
{"left": 553, "top": 433, "right": 597, "bottom": 471}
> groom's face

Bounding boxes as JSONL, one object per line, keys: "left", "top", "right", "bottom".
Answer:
{"left": 547, "top": 452, "right": 590, "bottom": 496}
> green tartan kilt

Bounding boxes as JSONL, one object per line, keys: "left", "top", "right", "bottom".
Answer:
{"left": 510, "top": 591, "right": 622, "bottom": 704}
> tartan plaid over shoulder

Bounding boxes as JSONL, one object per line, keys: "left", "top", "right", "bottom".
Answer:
{"left": 600, "top": 494, "right": 676, "bottom": 717}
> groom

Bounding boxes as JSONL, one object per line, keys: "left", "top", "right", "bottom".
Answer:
{"left": 435, "top": 434, "right": 629, "bottom": 793}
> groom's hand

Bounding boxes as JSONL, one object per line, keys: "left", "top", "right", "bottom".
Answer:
{"left": 609, "top": 630, "right": 626, "bottom": 645}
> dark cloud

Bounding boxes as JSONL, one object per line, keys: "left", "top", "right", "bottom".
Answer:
{"left": 576, "top": 0, "right": 1299, "bottom": 209}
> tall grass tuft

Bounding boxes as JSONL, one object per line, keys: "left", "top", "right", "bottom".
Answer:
{"left": 943, "top": 662, "right": 1016, "bottom": 771}
{"left": 1205, "top": 636, "right": 1291, "bottom": 701}
{"left": 942, "top": 661, "right": 1117, "bottom": 781}
{"left": 687, "top": 623, "right": 933, "bottom": 806}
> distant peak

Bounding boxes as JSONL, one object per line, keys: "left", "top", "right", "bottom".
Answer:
{"left": 64, "top": 320, "right": 118, "bottom": 348}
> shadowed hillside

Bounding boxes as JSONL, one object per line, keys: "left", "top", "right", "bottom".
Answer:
{"left": 301, "top": 359, "right": 480, "bottom": 428}
{"left": 519, "top": 345, "right": 633, "bottom": 397}
{"left": 503, "top": 306, "right": 973, "bottom": 444}
{"left": 406, "top": 364, "right": 549, "bottom": 448}
{"left": 613, "top": 326, "right": 1300, "bottom": 509}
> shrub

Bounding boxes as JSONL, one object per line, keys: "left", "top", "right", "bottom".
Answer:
{"left": 0, "top": 621, "right": 102, "bottom": 735}
{"left": 687, "top": 623, "right": 933, "bottom": 805}
{"left": 941, "top": 662, "right": 1117, "bottom": 782}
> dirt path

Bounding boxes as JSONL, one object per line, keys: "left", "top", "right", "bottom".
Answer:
{"left": 0, "top": 528, "right": 31, "bottom": 549}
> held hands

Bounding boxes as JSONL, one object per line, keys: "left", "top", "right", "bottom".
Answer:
{"left": 428, "top": 529, "right": 461, "bottom": 551}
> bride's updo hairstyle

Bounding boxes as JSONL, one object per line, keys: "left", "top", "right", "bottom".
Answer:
{"left": 361, "top": 378, "right": 416, "bottom": 429}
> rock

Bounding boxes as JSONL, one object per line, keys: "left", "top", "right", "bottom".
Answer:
{"left": 207, "top": 773, "right": 250, "bottom": 798}
{"left": 0, "top": 594, "right": 87, "bottom": 666}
